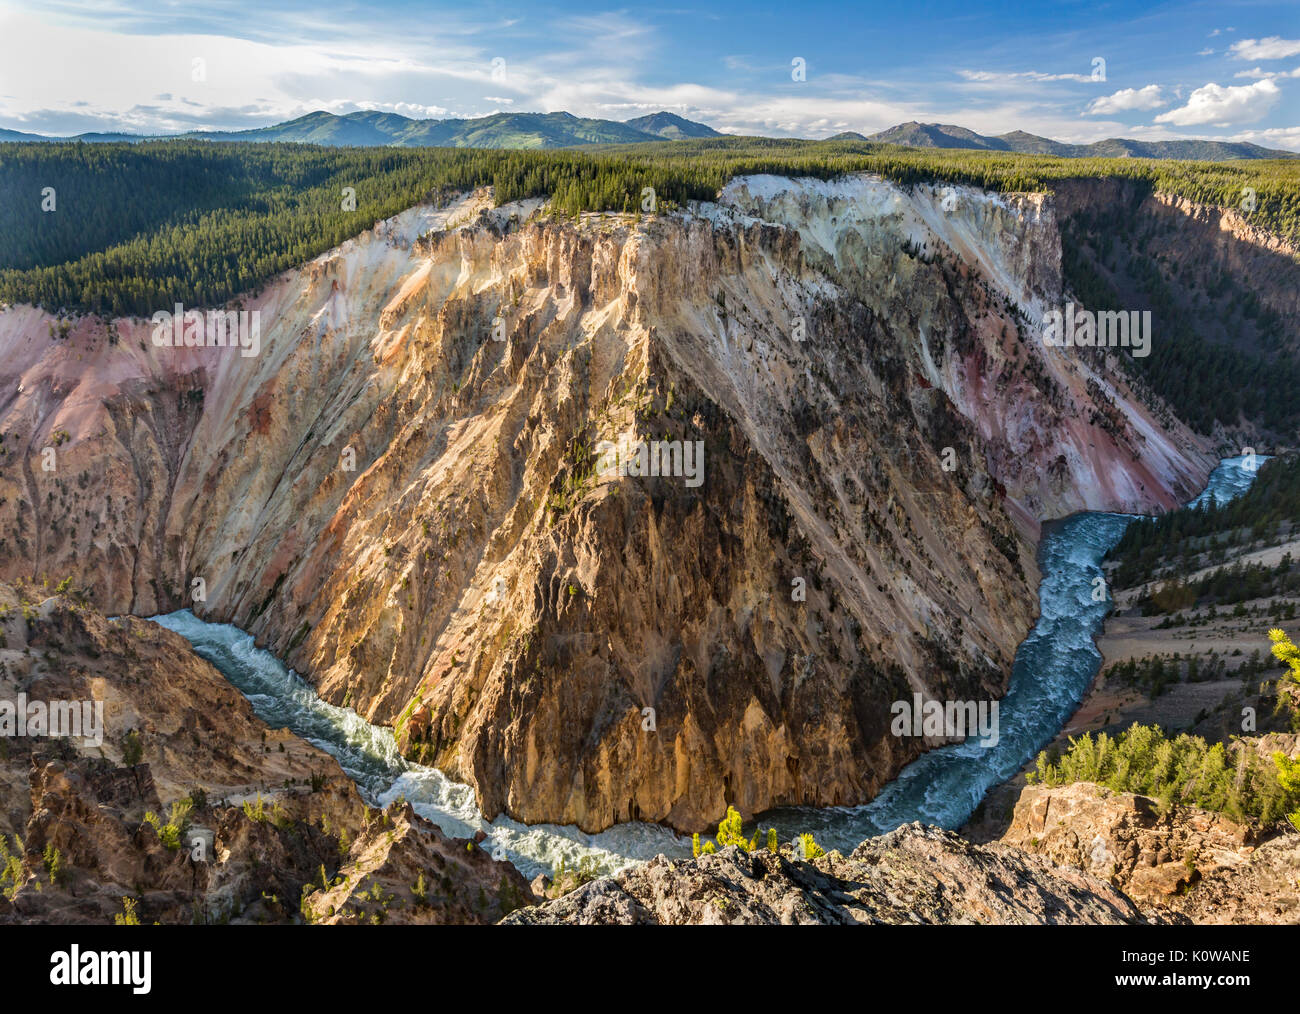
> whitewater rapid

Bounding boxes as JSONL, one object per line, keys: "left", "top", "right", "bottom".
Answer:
{"left": 149, "top": 609, "right": 686, "bottom": 879}
{"left": 151, "top": 455, "right": 1263, "bottom": 873}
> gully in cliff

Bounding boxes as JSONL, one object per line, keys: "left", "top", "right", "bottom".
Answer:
{"left": 0, "top": 693, "right": 104, "bottom": 747}
{"left": 150, "top": 303, "right": 261, "bottom": 357}
{"left": 1041, "top": 303, "right": 1152, "bottom": 358}
{"left": 595, "top": 438, "right": 705, "bottom": 488}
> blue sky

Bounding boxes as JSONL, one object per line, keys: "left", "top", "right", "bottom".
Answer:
{"left": 1, "top": 0, "right": 1297, "bottom": 148}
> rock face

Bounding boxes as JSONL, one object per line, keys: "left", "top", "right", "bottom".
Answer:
{"left": 1171, "top": 834, "right": 1300, "bottom": 924}
{"left": 999, "top": 780, "right": 1300, "bottom": 922}
{"left": 301, "top": 800, "right": 532, "bottom": 924}
{"left": 506, "top": 782, "right": 1300, "bottom": 926}
{"left": 503, "top": 823, "right": 1147, "bottom": 925}
{"left": 0, "top": 581, "right": 356, "bottom": 833}
{"left": 1000, "top": 782, "right": 1256, "bottom": 910}
{"left": 0, "top": 178, "right": 1217, "bottom": 833}
{"left": 0, "top": 585, "right": 520, "bottom": 924}
{"left": 1054, "top": 177, "right": 1300, "bottom": 329}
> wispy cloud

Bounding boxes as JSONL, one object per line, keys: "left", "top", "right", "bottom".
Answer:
{"left": 958, "top": 69, "right": 1099, "bottom": 85}
{"left": 1235, "top": 65, "right": 1300, "bottom": 80}
{"left": 1227, "top": 124, "right": 1300, "bottom": 149}
{"left": 1229, "top": 36, "right": 1300, "bottom": 60}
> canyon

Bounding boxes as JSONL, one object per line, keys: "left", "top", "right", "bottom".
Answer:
{"left": 4, "top": 584, "right": 1296, "bottom": 925}
{"left": 0, "top": 171, "right": 1264, "bottom": 841}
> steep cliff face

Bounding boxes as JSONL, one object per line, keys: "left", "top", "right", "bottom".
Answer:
{"left": 1054, "top": 176, "right": 1300, "bottom": 326}
{"left": 1053, "top": 176, "right": 1300, "bottom": 442}
{"left": 0, "top": 176, "right": 1214, "bottom": 832}
{"left": 712, "top": 177, "right": 1212, "bottom": 527}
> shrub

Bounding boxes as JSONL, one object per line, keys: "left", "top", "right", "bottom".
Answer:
{"left": 243, "top": 793, "right": 292, "bottom": 830}
{"left": 1275, "top": 752, "right": 1300, "bottom": 832}
{"left": 121, "top": 729, "right": 143, "bottom": 767}
{"left": 1029, "top": 722, "right": 1300, "bottom": 827}
{"left": 41, "top": 843, "right": 64, "bottom": 886}
{"left": 694, "top": 806, "right": 789, "bottom": 857}
{"left": 549, "top": 855, "right": 603, "bottom": 896}
{"left": 143, "top": 799, "right": 193, "bottom": 851}
{"left": 715, "top": 806, "right": 756, "bottom": 850}
{"left": 0, "top": 834, "right": 25, "bottom": 899}
{"left": 1269, "top": 629, "right": 1300, "bottom": 719}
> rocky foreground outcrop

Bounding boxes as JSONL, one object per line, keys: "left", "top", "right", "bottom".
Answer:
{"left": 1000, "top": 780, "right": 1300, "bottom": 924}
{"left": 5, "top": 587, "right": 1295, "bottom": 925}
{"left": 504, "top": 823, "right": 1147, "bottom": 925}
{"left": 301, "top": 800, "right": 531, "bottom": 924}
{"left": 507, "top": 786, "right": 1300, "bottom": 925}
{"left": 0, "top": 177, "right": 1220, "bottom": 833}
{"left": 0, "top": 585, "right": 519, "bottom": 924}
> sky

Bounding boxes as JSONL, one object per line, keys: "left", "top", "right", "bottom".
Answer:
{"left": 0, "top": 0, "right": 1297, "bottom": 149}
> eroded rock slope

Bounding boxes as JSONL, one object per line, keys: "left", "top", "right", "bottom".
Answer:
{"left": 0, "top": 177, "right": 1215, "bottom": 832}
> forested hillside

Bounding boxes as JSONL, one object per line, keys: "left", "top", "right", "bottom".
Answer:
{"left": 1108, "top": 455, "right": 1300, "bottom": 590}
{"left": 2, "top": 136, "right": 1297, "bottom": 338}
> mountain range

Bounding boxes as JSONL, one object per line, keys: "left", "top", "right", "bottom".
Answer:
{"left": 831, "top": 121, "right": 1297, "bottom": 161}
{"left": 1, "top": 111, "right": 1294, "bottom": 160}
{"left": 0, "top": 110, "right": 722, "bottom": 149}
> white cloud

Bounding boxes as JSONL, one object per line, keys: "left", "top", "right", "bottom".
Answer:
{"left": 959, "top": 69, "right": 1096, "bottom": 85}
{"left": 0, "top": 4, "right": 500, "bottom": 133}
{"left": 1197, "top": 48, "right": 1214, "bottom": 56}
{"left": 324, "top": 100, "right": 451, "bottom": 119}
{"left": 1084, "top": 85, "right": 1165, "bottom": 115}
{"left": 1229, "top": 37, "right": 1300, "bottom": 61}
{"left": 1235, "top": 65, "right": 1300, "bottom": 81}
{"left": 1226, "top": 126, "right": 1300, "bottom": 152}
{"left": 1154, "top": 79, "right": 1280, "bottom": 126}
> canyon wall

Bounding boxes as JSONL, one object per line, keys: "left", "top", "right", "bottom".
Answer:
{"left": 0, "top": 176, "right": 1216, "bottom": 831}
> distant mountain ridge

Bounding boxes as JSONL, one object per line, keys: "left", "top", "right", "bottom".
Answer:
{"left": 1, "top": 110, "right": 722, "bottom": 150}
{"left": 862, "top": 121, "right": 1297, "bottom": 161}
{"left": 624, "top": 111, "right": 722, "bottom": 140}
{"left": 1, "top": 112, "right": 1294, "bottom": 159}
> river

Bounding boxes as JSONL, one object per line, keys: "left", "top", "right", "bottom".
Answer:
{"left": 150, "top": 455, "right": 1262, "bottom": 876}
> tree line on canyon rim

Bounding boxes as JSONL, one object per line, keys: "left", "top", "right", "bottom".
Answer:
{"left": 0, "top": 135, "right": 1296, "bottom": 439}
{"left": 1029, "top": 715, "right": 1300, "bottom": 830}
{"left": 2, "top": 136, "right": 1298, "bottom": 308}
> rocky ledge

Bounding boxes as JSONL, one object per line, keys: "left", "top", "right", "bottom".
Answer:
{"left": 504, "top": 822, "right": 1147, "bottom": 925}
{"left": 507, "top": 784, "right": 1300, "bottom": 925}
